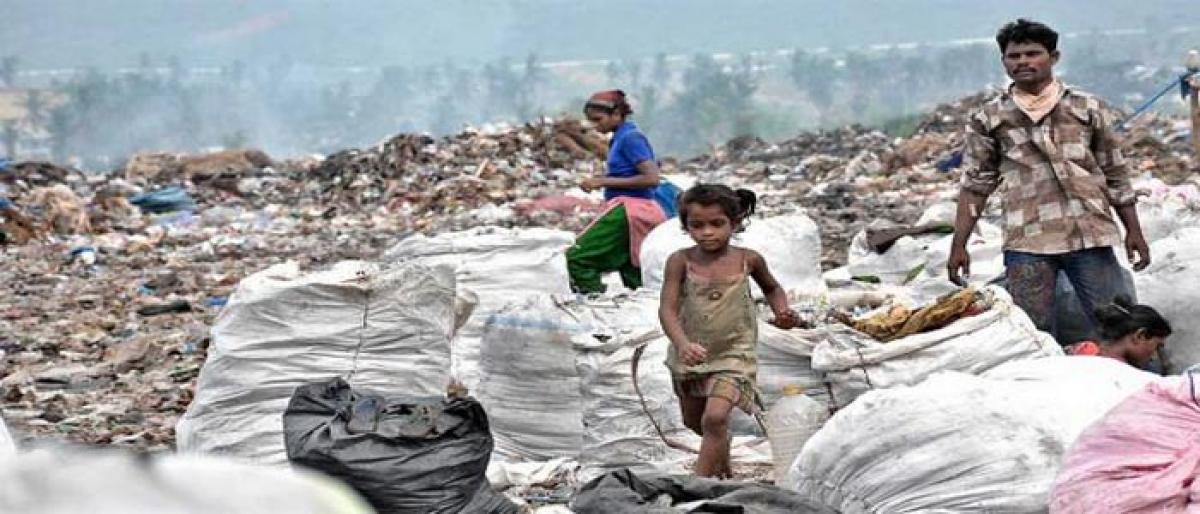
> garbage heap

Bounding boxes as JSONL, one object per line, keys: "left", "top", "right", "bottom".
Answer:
{"left": 0, "top": 91, "right": 1196, "bottom": 454}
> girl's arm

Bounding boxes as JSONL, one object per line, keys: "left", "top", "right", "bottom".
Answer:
{"left": 593, "top": 159, "right": 661, "bottom": 190}
{"left": 748, "top": 249, "right": 799, "bottom": 329}
{"left": 660, "top": 251, "right": 707, "bottom": 364}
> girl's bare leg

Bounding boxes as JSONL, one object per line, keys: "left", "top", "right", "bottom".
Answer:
{"left": 678, "top": 393, "right": 706, "bottom": 436}
{"left": 695, "top": 396, "right": 734, "bottom": 477}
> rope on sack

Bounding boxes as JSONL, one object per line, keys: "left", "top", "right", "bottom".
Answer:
{"left": 344, "top": 269, "right": 373, "bottom": 382}
{"left": 823, "top": 381, "right": 840, "bottom": 416}
{"left": 631, "top": 341, "right": 700, "bottom": 454}
{"left": 1189, "top": 369, "right": 1200, "bottom": 408}
{"left": 853, "top": 343, "right": 875, "bottom": 391}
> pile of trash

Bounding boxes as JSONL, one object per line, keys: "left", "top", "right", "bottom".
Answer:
{"left": 1, "top": 88, "right": 1198, "bottom": 512}
{"left": 669, "top": 125, "right": 954, "bottom": 269}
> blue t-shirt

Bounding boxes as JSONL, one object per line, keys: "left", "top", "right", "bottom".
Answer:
{"left": 605, "top": 121, "right": 656, "bottom": 200}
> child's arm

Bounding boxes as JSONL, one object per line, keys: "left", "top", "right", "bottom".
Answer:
{"left": 748, "top": 249, "right": 799, "bottom": 329}
{"left": 659, "top": 251, "right": 707, "bottom": 365}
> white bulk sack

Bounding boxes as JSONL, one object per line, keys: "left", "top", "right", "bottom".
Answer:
{"left": 1134, "top": 178, "right": 1200, "bottom": 242}
{"left": 0, "top": 417, "right": 13, "bottom": 458}
{"left": 639, "top": 214, "right": 825, "bottom": 297}
{"left": 479, "top": 293, "right": 690, "bottom": 465}
{"left": 1134, "top": 227, "right": 1200, "bottom": 373}
{"left": 176, "top": 260, "right": 455, "bottom": 464}
{"left": 767, "top": 393, "right": 828, "bottom": 482}
{"left": 384, "top": 227, "right": 573, "bottom": 391}
{"left": 0, "top": 450, "right": 373, "bottom": 514}
{"left": 576, "top": 337, "right": 694, "bottom": 482}
{"left": 847, "top": 220, "right": 1003, "bottom": 292}
{"left": 784, "top": 357, "right": 1156, "bottom": 513}
{"left": 476, "top": 295, "right": 587, "bottom": 461}
{"left": 756, "top": 323, "right": 831, "bottom": 410}
{"left": 812, "top": 286, "right": 1062, "bottom": 407}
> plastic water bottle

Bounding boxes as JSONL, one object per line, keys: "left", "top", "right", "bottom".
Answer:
{"left": 767, "top": 385, "right": 829, "bottom": 481}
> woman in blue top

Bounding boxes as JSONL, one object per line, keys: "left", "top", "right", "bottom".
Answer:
{"left": 569, "top": 90, "right": 670, "bottom": 294}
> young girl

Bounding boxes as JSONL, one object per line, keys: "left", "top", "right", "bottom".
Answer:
{"left": 1068, "top": 295, "right": 1171, "bottom": 369}
{"left": 658, "top": 184, "right": 799, "bottom": 478}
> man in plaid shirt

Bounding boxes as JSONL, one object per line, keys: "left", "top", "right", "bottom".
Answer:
{"left": 947, "top": 19, "right": 1151, "bottom": 344}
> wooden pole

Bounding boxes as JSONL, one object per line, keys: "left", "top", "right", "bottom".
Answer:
{"left": 1189, "top": 51, "right": 1200, "bottom": 164}
{"left": 1191, "top": 75, "right": 1200, "bottom": 161}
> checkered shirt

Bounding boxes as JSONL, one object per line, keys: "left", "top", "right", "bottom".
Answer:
{"left": 959, "top": 85, "right": 1137, "bottom": 254}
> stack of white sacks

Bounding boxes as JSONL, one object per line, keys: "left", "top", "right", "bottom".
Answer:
{"left": 164, "top": 180, "right": 1200, "bottom": 510}
{"left": 479, "top": 213, "right": 828, "bottom": 483}
{"left": 771, "top": 178, "right": 1200, "bottom": 511}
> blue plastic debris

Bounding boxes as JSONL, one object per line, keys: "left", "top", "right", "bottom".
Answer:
{"left": 936, "top": 150, "right": 963, "bottom": 173}
{"left": 69, "top": 246, "right": 98, "bottom": 266}
{"left": 129, "top": 187, "right": 197, "bottom": 214}
{"left": 69, "top": 246, "right": 97, "bottom": 258}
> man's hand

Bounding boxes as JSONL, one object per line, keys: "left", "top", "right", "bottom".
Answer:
{"left": 947, "top": 245, "right": 971, "bottom": 286}
{"left": 1126, "top": 232, "right": 1151, "bottom": 271}
{"left": 579, "top": 176, "right": 603, "bottom": 193}
{"left": 675, "top": 342, "right": 708, "bottom": 366}
{"left": 769, "top": 309, "right": 800, "bottom": 330}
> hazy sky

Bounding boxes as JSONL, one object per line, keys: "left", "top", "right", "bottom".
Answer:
{"left": 5, "top": 0, "right": 1200, "bottom": 70}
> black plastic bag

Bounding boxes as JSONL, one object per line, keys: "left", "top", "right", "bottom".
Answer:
{"left": 284, "top": 378, "right": 516, "bottom": 514}
{"left": 572, "top": 469, "right": 838, "bottom": 514}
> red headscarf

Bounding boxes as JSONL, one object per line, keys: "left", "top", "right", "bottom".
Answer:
{"left": 584, "top": 89, "right": 632, "bottom": 115}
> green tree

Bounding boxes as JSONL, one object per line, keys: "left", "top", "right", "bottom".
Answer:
{"left": 790, "top": 50, "right": 839, "bottom": 123}
{"left": 627, "top": 59, "right": 644, "bottom": 89}
{"left": 516, "top": 53, "right": 546, "bottom": 121}
{"left": 636, "top": 85, "right": 660, "bottom": 130}
{"left": 1, "top": 56, "right": 18, "bottom": 88}
{"left": 664, "top": 53, "right": 761, "bottom": 152}
{"left": 483, "top": 58, "right": 519, "bottom": 120}
{"left": 605, "top": 60, "right": 624, "bottom": 86}
{"left": 47, "top": 107, "right": 72, "bottom": 162}
{"left": 23, "top": 90, "right": 45, "bottom": 126}
{"left": 221, "top": 130, "right": 248, "bottom": 150}
{"left": 2, "top": 121, "right": 18, "bottom": 159}
{"left": 653, "top": 53, "right": 671, "bottom": 87}
{"left": 729, "top": 54, "right": 761, "bottom": 137}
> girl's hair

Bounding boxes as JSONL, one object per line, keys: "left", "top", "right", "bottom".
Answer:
{"left": 1094, "top": 294, "right": 1172, "bottom": 342}
{"left": 583, "top": 89, "right": 633, "bottom": 116}
{"left": 677, "top": 184, "right": 757, "bottom": 232}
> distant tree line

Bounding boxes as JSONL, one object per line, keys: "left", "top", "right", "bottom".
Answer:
{"left": 0, "top": 27, "right": 1195, "bottom": 168}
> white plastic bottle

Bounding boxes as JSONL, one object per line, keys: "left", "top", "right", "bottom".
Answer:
{"left": 767, "top": 385, "right": 829, "bottom": 481}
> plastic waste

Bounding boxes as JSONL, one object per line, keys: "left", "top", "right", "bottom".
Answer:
{"left": 284, "top": 377, "right": 517, "bottom": 514}
{"left": 69, "top": 246, "right": 97, "bottom": 266}
{"left": 767, "top": 386, "right": 828, "bottom": 481}
{"left": 136, "top": 299, "right": 192, "bottom": 316}
{"left": 0, "top": 416, "right": 14, "bottom": 457}
{"left": 129, "top": 186, "right": 196, "bottom": 214}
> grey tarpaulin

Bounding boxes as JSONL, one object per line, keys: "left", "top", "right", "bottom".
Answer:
{"left": 572, "top": 469, "right": 837, "bottom": 514}
{"left": 284, "top": 378, "right": 517, "bottom": 514}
